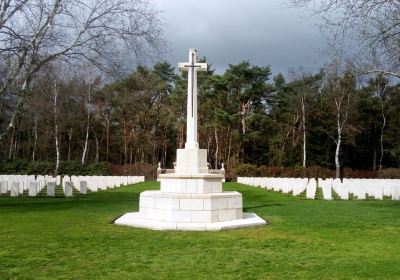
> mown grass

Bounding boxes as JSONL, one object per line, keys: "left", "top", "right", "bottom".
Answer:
{"left": 0, "top": 182, "right": 399, "bottom": 280}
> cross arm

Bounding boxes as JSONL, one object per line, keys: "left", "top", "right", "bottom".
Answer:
{"left": 196, "top": 63, "right": 208, "bottom": 71}
{"left": 178, "top": 63, "right": 189, "bottom": 71}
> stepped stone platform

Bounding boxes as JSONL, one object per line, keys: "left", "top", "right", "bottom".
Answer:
{"left": 114, "top": 173, "right": 266, "bottom": 231}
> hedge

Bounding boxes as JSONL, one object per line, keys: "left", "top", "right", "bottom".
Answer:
{"left": 0, "top": 159, "right": 111, "bottom": 176}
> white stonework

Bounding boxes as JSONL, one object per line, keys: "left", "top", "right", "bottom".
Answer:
{"left": 64, "top": 181, "right": 73, "bottom": 197}
{"left": 80, "top": 181, "right": 87, "bottom": 194}
{"left": 116, "top": 212, "right": 265, "bottom": 231}
{"left": 0, "top": 181, "right": 7, "bottom": 194}
{"left": 115, "top": 49, "right": 266, "bottom": 231}
{"left": 47, "top": 182, "right": 56, "bottom": 197}
{"left": 29, "top": 182, "right": 38, "bottom": 197}
{"left": 10, "top": 182, "right": 19, "bottom": 197}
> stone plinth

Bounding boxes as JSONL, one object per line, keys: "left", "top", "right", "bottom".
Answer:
{"left": 115, "top": 212, "right": 265, "bottom": 231}
{"left": 139, "top": 190, "right": 243, "bottom": 223}
{"left": 159, "top": 173, "right": 223, "bottom": 193}
{"left": 114, "top": 173, "right": 267, "bottom": 231}
{"left": 175, "top": 149, "right": 208, "bottom": 174}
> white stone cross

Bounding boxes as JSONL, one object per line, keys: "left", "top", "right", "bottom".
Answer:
{"left": 178, "top": 49, "right": 207, "bottom": 149}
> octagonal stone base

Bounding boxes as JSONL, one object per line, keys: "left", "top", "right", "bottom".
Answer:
{"left": 114, "top": 190, "right": 266, "bottom": 231}
{"left": 115, "top": 212, "right": 266, "bottom": 231}
{"left": 115, "top": 172, "right": 266, "bottom": 231}
{"left": 140, "top": 191, "right": 243, "bottom": 222}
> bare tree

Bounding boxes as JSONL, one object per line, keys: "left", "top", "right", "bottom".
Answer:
{"left": 324, "top": 65, "right": 355, "bottom": 178}
{"left": 51, "top": 79, "right": 60, "bottom": 175}
{"left": 290, "top": 0, "right": 400, "bottom": 77}
{"left": 0, "top": 0, "right": 164, "bottom": 140}
{"left": 301, "top": 94, "right": 306, "bottom": 169}
{"left": 81, "top": 69, "right": 100, "bottom": 165}
{"left": 81, "top": 82, "right": 91, "bottom": 165}
{"left": 371, "top": 74, "right": 388, "bottom": 170}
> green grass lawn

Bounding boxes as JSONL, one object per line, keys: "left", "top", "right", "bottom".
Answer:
{"left": 1, "top": 182, "right": 399, "bottom": 280}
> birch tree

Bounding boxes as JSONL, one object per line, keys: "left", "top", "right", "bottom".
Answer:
{"left": 51, "top": 79, "right": 60, "bottom": 175}
{"left": 324, "top": 70, "right": 355, "bottom": 178}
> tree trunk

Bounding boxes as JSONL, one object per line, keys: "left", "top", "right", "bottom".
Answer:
{"left": 106, "top": 117, "right": 110, "bottom": 161}
{"left": 335, "top": 114, "right": 342, "bottom": 179}
{"left": 123, "top": 119, "right": 128, "bottom": 166}
{"left": 32, "top": 112, "right": 38, "bottom": 161}
{"left": 8, "top": 126, "right": 15, "bottom": 159}
{"left": 214, "top": 126, "right": 219, "bottom": 169}
{"left": 94, "top": 135, "right": 99, "bottom": 163}
{"left": 130, "top": 144, "right": 133, "bottom": 165}
{"left": 67, "top": 127, "right": 72, "bottom": 161}
{"left": 81, "top": 83, "right": 92, "bottom": 164}
{"left": 53, "top": 81, "right": 60, "bottom": 175}
{"left": 379, "top": 106, "right": 386, "bottom": 170}
{"left": 372, "top": 145, "right": 377, "bottom": 173}
{"left": 301, "top": 96, "right": 307, "bottom": 169}
{"left": 227, "top": 127, "right": 232, "bottom": 167}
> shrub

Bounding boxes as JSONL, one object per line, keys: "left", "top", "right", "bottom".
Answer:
{"left": 0, "top": 159, "right": 29, "bottom": 174}
{"left": 86, "top": 162, "right": 111, "bottom": 176}
{"left": 59, "top": 160, "right": 85, "bottom": 176}
{"left": 110, "top": 163, "right": 154, "bottom": 179}
{"left": 27, "top": 161, "right": 55, "bottom": 175}
{"left": 377, "top": 168, "right": 400, "bottom": 179}
{"left": 231, "top": 163, "right": 258, "bottom": 178}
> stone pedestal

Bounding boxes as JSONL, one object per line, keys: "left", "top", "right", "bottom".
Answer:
{"left": 115, "top": 173, "right": 266, "bottom": 231}
{"left": 175, "top": 149, "right": 208, "bottom": 174}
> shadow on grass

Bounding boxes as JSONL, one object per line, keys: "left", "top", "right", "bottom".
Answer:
{"left": 243, "top": 203, "right": 285, "bottom": 211}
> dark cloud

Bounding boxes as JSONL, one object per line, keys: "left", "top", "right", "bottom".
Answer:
{"left": 152, "top": 0, "right": 326, "bottom": 76}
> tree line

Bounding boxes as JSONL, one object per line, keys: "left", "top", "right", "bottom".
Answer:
{"left": 1, "top": 59, "right": 399, "bottom": 177}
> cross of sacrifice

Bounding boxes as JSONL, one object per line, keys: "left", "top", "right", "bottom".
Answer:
{"left": 178, "top": 49, "right": 207, "bottom": 149}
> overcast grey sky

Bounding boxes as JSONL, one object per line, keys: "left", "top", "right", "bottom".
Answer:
{"left": 152, "top": 0, "right": 326, "bottom": 76}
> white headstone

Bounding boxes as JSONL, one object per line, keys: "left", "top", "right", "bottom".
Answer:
{"left": 80, "top": 181, "right": 87, "bottom": 195}
{"left": 11, "top": 182, "right": 20, "bottom": 197}
{"left": 29, "top": 182, "right": 38, "bottom": 197}
{"left": 64, "top": 181, "right": 73, "bottom": 197}
{"left": 56, "top": 176, "right": 61, "bottom": 185}
{"left": 0, "top": 181, "right": 7, "bottom": 194}
{"left": 306, "top": 179, "right": 317, "bottom": 199}
{"left": 319, "top": 179, "right": 333, "bottom": 200}
{"left": 47, "top": 182, "right": 56, "bottom": 197}
{"left": 392, "top": 184, "right": 399, "bottom": 200}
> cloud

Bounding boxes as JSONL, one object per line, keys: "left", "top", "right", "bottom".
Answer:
{"left": 152, "top": 0, "right": 326, "bottom": 76}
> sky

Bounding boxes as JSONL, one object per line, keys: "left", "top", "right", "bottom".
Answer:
{"left": 152, "top": 0, "right": 326, "bottom": 77}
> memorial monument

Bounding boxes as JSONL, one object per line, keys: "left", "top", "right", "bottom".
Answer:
{"left": 115, "top": 49, "right": 266, "bottom": 230}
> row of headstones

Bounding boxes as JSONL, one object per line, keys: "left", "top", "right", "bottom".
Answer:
{"left": 237, "top": 177, "right": 400, "bottom": 200}
{"left": 0, "top": 175, "right": 145, "bottom": 197}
